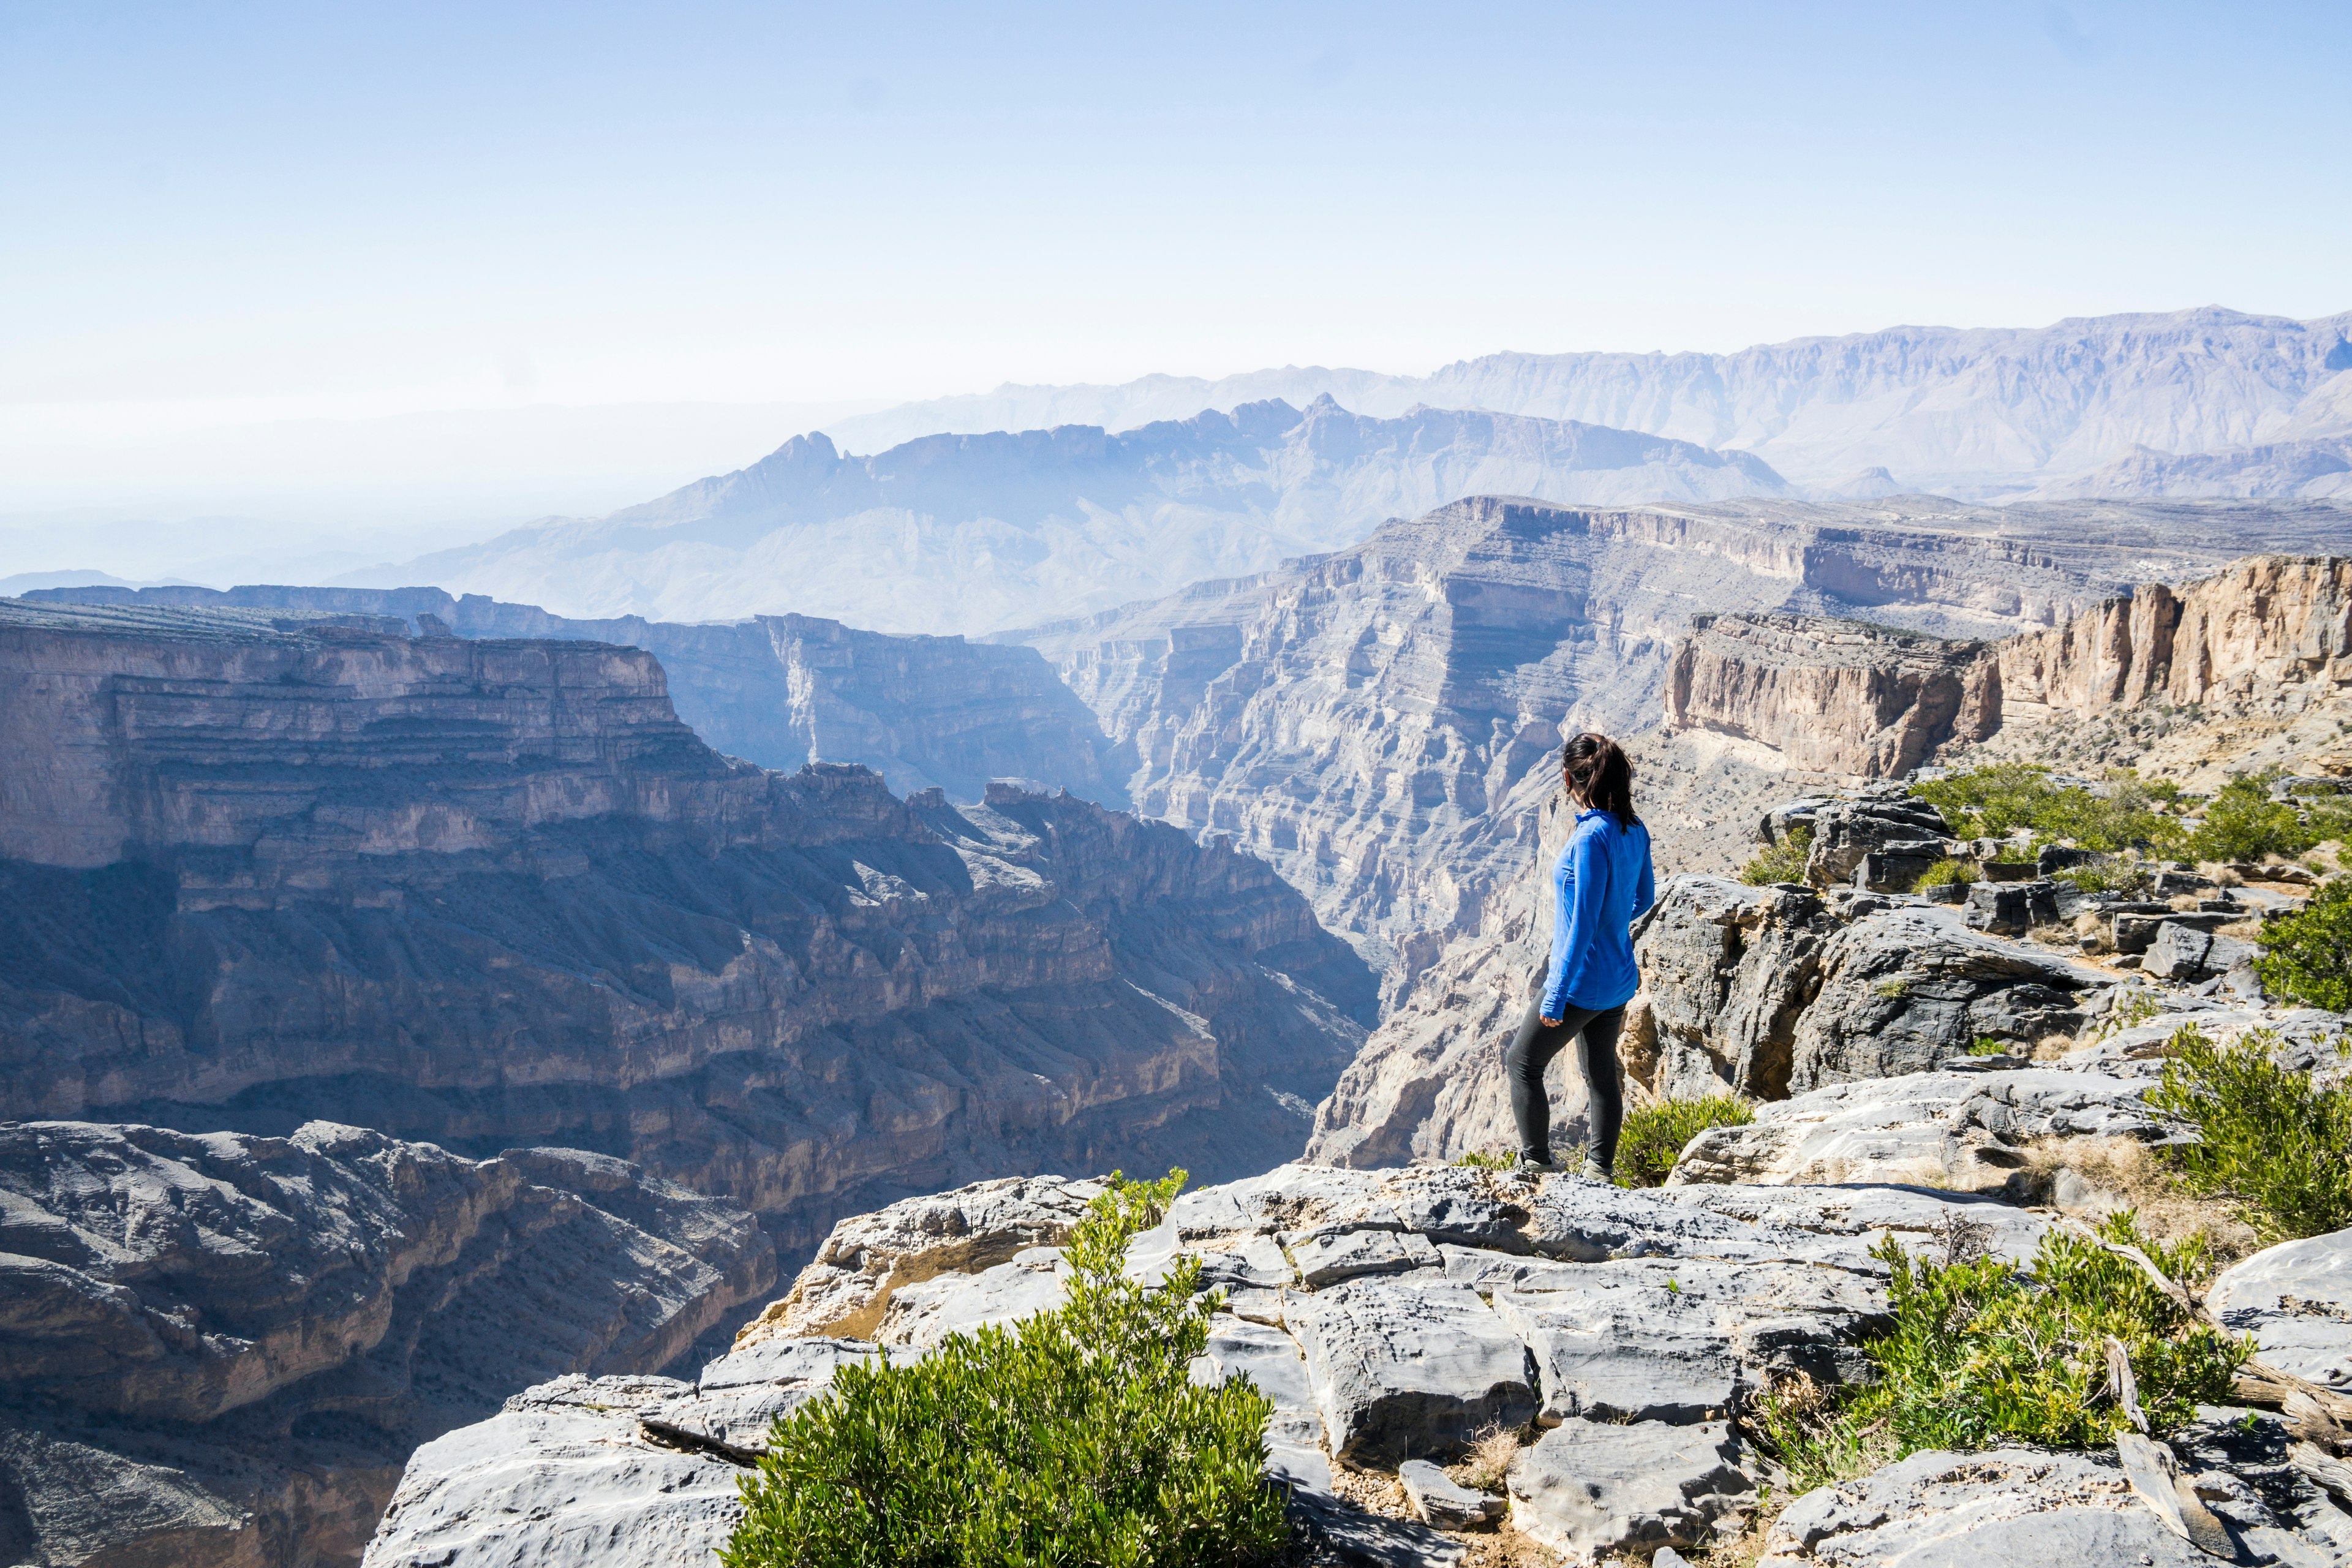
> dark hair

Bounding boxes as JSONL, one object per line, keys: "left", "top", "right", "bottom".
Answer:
{"left": 1562, "top": 732, "right": 1638, "bottom": 829}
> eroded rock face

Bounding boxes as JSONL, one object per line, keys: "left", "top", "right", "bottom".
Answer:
{"left": 1507, "top": 1418, "right": 1753, "bottom": 1561}
{"left": 1634, "top": 877, "right": 1834, "bottom": 1101}
{"left": 0, "top": 1120, "right": 773, "bottom": 1568}
{"left": 1664, "top": 614, "right": 1991, "bottom": 779}
{"left": 1801, "top": 793, "right": 1955, "bottom": 889}
{"left": 0, "top": 601, "right": 1374, "bottom": 1255}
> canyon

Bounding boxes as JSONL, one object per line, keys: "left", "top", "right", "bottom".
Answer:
{"left": 0, "top": 598, "right": 1373, "bottom": 1262}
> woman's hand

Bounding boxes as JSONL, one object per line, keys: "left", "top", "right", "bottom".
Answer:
{"left": 1540, "top": 1014, "right": 1564, "bottom": 1027}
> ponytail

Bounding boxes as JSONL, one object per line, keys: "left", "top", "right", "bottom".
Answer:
{"left": 1562, "top": 732, "right": 1638, "bottom": 829}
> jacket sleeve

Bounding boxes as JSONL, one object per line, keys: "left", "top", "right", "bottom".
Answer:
{"left": 1542, "top": 827, "right": 1602, "bottom": 1019}
{"left": 1635, "top": 829, "right": 1657, "bottom": 919}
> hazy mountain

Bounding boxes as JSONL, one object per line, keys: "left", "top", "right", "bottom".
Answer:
{"left": 349, "top": 398, "right": 1789, "bottom": 635}
{"left": 2039, "top": 437, "right": 2352, "bottom": 499}
{"left": 823, "top": 307, "right": 2352, "bottom": 499}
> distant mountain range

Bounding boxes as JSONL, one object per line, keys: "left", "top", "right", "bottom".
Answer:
{"left": 821, "top": 306, "right": 2352, "bottom": 500}
{"left": 349, "top": 398, "right": 1790, "bottom": 635}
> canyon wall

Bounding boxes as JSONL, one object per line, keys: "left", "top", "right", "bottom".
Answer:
{"left": 26, "top": 582, "right": 1120, "bottom": 804}
{"left": 1656, "top": 554, "right": 2352, "bottom": 785}
{"left": 0, "top": 600, "right": 1372, "bottom": 1257}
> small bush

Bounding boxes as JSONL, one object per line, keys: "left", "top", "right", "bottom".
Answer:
{"left": 1615, "top": 1093, "right": 1754, "bottom": 1188}
{"left": 2054, "top": 861, "right": 2152, "bottom": 897}
{"left": 1450, "top": 1148, "right": 1516, "bottom": 1171}
{"left": 1738, "top": 825, "right": 1812, "bottom": 886}
{"left": 1749, "top": 1216, "right": 2247, "bottom": 1494}
{"left": 2188, "top": 769, "right": 2316, "bottom": 863}
{"left": 2145, "top": 1023, "right": 2352, "bottom": 1242}
{"left": 1965, "top": 1035, "right": 2010, "bottom": 1056}
{"left": 722, "top": 1169, "right": 1287, "bottom": 1568}
{"left": 2255, "top": 878, "right": 2352, "bottom": 1011}
{"left": 1910, "top": 857, "right": 1975, "bottom": 892}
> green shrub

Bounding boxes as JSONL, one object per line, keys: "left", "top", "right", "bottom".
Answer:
{"left": 721, "top": 1170, "right": 1287, "bottom": 1568}
{"left": 1909, "top": 857, "right": 1975, "bottom": 893}
{"left": 2145, "top": 1023, "right": 2352, "bottom": 1242}
{"left": 2188, "top": 769, "right": 2316, "bottom": 863}
{"left": 1751, "top": 1216, "right": 2247, "bottom": 1494}
{"left": 1911, "top": 764, "right": 2188, "bottom": 856}
{"left": 1615, "top": 1093, "right": 1754, "bottom": 1188}
{"left": 2255, "top": 878, "right": 2352, "bottom": 1012}
{"left": 2053, "top": 861, "right": 2152, "bottom": 897}
{"left": 1965, "top": 1035, "right": 2011, "bottom": 1056}
{"left": 1450, "top": 1148, "right": 1516, "bottom": 1171}
{"left": 1738, "top": 824, "right": 1812, "bottom": 886}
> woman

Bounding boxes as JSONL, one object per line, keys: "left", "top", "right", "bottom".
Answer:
{"left": 1504, "top": 731, "right": 1656, "bottom": 1179}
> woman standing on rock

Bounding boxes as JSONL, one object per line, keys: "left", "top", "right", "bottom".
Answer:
{"left": 1506, "top": 731, "right": 1656, "bottom": 1180}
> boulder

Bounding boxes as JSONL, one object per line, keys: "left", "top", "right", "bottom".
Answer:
{"left": 1964, "top": 879, "right": 2059, "bottom": 933}
{"left": 1284, "top": 1279, "right": 1537, "bottom": 1464}
{"left": 1632, "top": 876, "right": 1836, "bottom": 1101}
{"left": 1789, "top": 908, "right": 2098, "bottom": 1087}
{"left": 871, "top": 1247, "right": 1069, "bottom": 1348}
{"left": 1506, "top": 1417, "right": 1754, "bottom": 1560}
{"left": 1398, "top": 1458, "right": 1503, "bottom": 1528}
{"left": 2208, "top": 1229, "right": 2352, "bottom": 1392}
{"left": 1753, "top": 1445, "right": 2282, "bottom": 1566}
{"left": 734, "top": 1174, "right": 1100, "bottom": 1346}
{"left": 1804, "top": 795, "right": 1954, "bottom": 888}
{"left": 1670, "top": 1068, "right": 2160, "bottom": 1191}
{"left": 2146, "top": 921, "right": 2261, "bottom": 984}
{"left": 1855, "top": 849, "right": 1944, "bottom": 893}
{"left": 2114, "top": 909, "right": 2233, "bottom": 952}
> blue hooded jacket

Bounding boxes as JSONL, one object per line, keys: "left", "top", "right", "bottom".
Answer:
{"left": 1542, "top": 809, "right": 1657, "bottom": 1018}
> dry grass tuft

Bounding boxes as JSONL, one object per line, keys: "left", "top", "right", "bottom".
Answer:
{"left": 2018, "top": 1136, "right": 2258, "bottom": 1265}
{"left": 1448, "top": 1423, "right": 1524, "bottom": 1496}
{"left": 2032, "top": 1030, "right": 2081, "bottom": 1061}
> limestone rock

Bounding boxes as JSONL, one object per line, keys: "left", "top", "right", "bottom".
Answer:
{"left": 1287, "top": 1227, "right": 1443, "bottom": 1288}
{"left": 2209, "top": 1229, "right": 2352, "bottom": 1392}
{"left": 1756, "top": 1447, "right": 2228, "bottom": 1566}
{"left": 735, "top": 1175, "right": 1100, "bottom": 1346}
{"left": 1284, "top": 1278, "right": 1539, "bottom": 1465}
{"left": 1670, "top": 1068, "right": 2160, "bottom": 1191}
{"left": 873, "top": 1248, "right": 1071, "bottom": 1348}
{"left": 1506, "top": 1417, "right": 1754, "bottom": 1560}
{"left": 1803, "top": 793, "right": 1954, "bottom": 888}
{"left": 1398, "top": 1459, "right": 1504, "bottom": 1528}
{"left": 0, "top": 1120, "right": 773, "bottom": 1568}
{"left": 1789, "top": 908, "right": 2100, "bottom": 1087}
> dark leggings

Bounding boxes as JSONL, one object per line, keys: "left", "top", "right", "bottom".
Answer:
{"left": 1503, "top": 989, "right": 1627, "bottom": 1170}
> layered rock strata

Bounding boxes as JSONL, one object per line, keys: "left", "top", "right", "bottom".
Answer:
{"left": 26, "top": 582, "right": 1120, "bottom": 802}
{"left": 0, "top": 1119, "right": 771, "bottom": 1568}
{"left": 0, "top": 600, "right": 1373, "bottom": 1257}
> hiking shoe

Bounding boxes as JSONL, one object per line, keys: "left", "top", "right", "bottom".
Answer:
{"left": 1578, "top": 1157, "right": 1613, "bottom": 1183}
{"left": 1515, "top": 1152, "right": 1558, "bottom": 1175}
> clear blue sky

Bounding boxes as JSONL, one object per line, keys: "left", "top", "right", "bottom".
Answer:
{"left": 4, "top": 0, "right": 2349, "bottom": 426}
